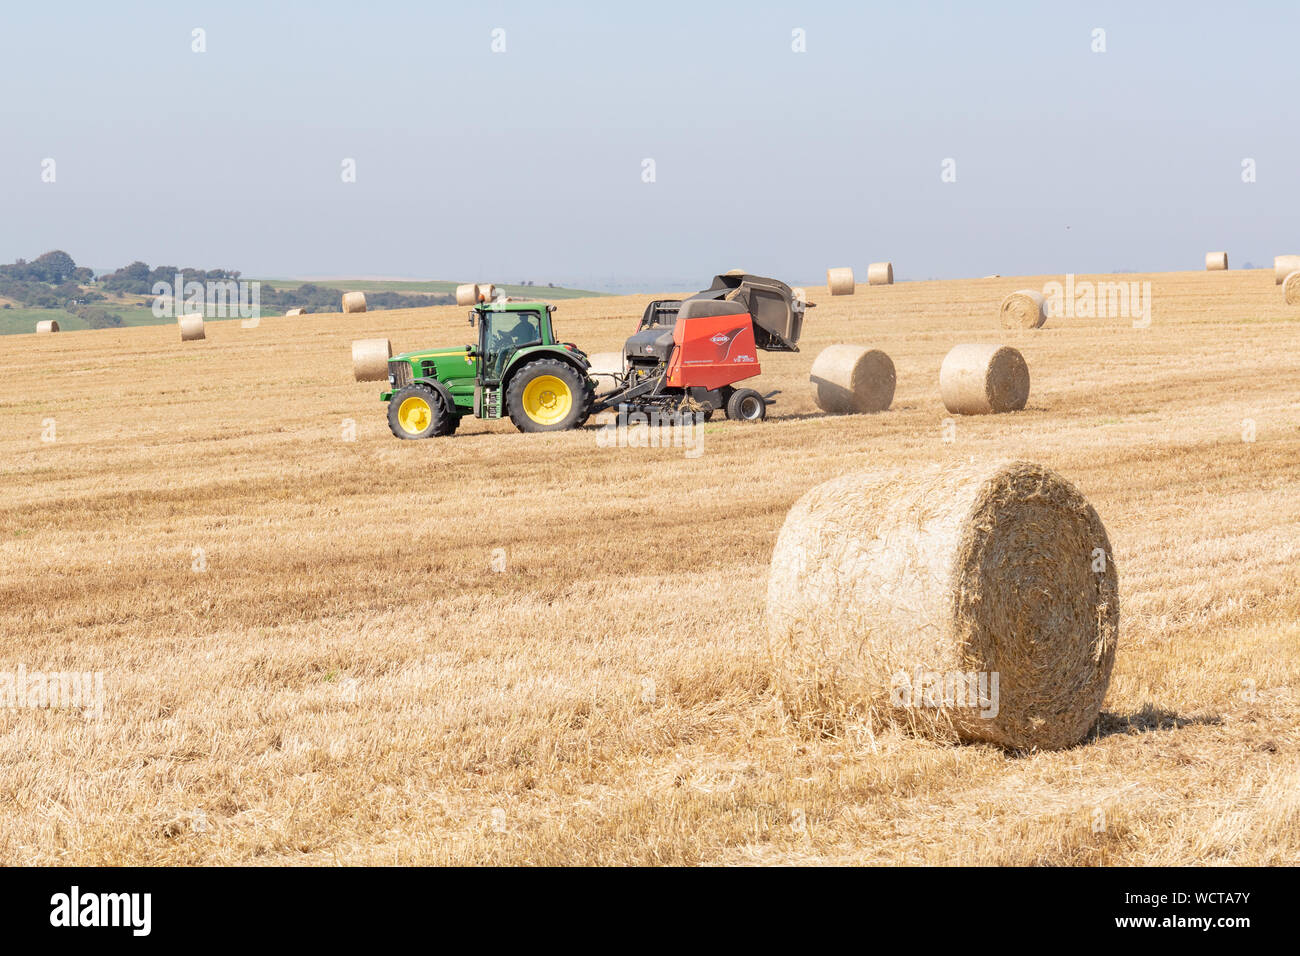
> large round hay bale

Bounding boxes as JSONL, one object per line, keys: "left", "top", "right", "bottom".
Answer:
{"left": 341, "top": 291, "right": 367, "bottom": 313}
{"left": 35, "top": 320, "right": 59, "bottom": 334}
{"left": 1284, "top": 271, "right": 1300, "bottom": 305}
{"left": 352, "top": 339, "right": 392, "bottom": 382}
{"left": 585, "top": 351, "right": 625, "bottom": 397}
{"left": 867, "top": 261, "right": 894, "bottom": 285}
{"left": 810, "top": 345, "right": 896, "bottom": 414}
{"left": 455, "top": 283, "right": 479, "bottom": 306}
{"left": 766, "top": 459, "right": 1119, "bottom": 750}
{"left": 826, "top": 267, "right": 855, "bottom": 296}
{"left": 940, "top": 344, "right": 1029, "bottom": 415}
{"left": 178, "top": 313, "right": 205, "bottom": 342}
{"left": 999, "top": 290, "right": 1047, "bottom": 329}
{"left": 1205, "top": 252, "right": 1228, "bottom": 271}
{"left": 284, "top": 307, "right": 305, "bottom": 317}
{"left": 1274, "top": 255, "right": 1300, "bottom": 284}
{"left": 476, "top": 283, "right": 496, "bottom": 302}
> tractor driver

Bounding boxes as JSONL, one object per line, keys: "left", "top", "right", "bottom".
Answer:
{"left": 488, "top": 312, "right": 541, "bottom": 355}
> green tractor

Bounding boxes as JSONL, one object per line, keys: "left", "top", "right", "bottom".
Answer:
{"left": 382, "top": 300, "right": 595, "bottom": 439}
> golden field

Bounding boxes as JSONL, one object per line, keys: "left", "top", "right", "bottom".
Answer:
{"left": 1, "top": 268, "right": 1297, "bottom": 865}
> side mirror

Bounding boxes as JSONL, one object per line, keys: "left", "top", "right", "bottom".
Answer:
{"left": 468, "top": 311, "right": 477, "bottom": 327}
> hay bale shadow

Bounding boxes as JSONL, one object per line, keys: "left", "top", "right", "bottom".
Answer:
{"left": 1092, "top": 704, "right": 1222, "bottom": 739}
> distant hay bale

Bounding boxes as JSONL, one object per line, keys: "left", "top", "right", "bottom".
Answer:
{"left": 766, "top": 458, "right": 1119, "bottom": 750}
{"left": 585, "top": 351, "right": 625, "bottom": 397}
{"left": 455, "top": 283, "right": 479, "bottom": 306}
{"left": 724, "top": 268, "right": 746, "bottom": 276}
{"left": 285, "top": 307, "right": 305, "bottom": 317}
{"left": 341, "top": 291, "right": 367, "bottom": 313}
{"left": 940, "top": 344, "right": 1029, "bottom": 415}
{"left": 810, "top": 345, "right": 896, "bottom": 414}
{"left": 1284, "top": 271, "right": 1300, "bottom": 306}
{"left": 826, "top": 267, "right": 855, "bottom": 296}
{"left": 1275, "top": 256, "right": 1300, "bottom": 284}
{"left": 983, "top": 274, "right": 1002, "bottom": 279}
{"left": 999, "top": 290, "right": 1047, "bottom": 329}
{"left": 352, "top": 339, "right": 392, "bottom": 382}
{"left": 476, "top": 283, "right": 496, "bottom": 302}
{"left": 178, "top": 313, "right": 205, "bottom": 342}
{"left": 867, "top": 261, "right": 894, "bottom": 285}
{"left": 35, "top": 320, "right": 59, "bottom": 334}
{"left": 1205, "top": 252, "right": 1228, "bottom": 271}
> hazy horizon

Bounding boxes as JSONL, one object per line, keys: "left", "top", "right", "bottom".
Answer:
{"left": 3, "top": 1, "right": 1296, "bottom": 293}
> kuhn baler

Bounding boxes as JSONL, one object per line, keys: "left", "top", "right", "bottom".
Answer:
{"left": 592, "top": 272, "right": 812, "bottom": 422}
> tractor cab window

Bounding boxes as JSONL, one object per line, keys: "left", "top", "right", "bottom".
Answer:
{"left": 481, "top": 310, "right": 542, "bottom": 379}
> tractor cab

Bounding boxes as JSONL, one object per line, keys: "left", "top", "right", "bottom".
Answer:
{"left": 471, "top": 301, "right": 556, "bottom": 384}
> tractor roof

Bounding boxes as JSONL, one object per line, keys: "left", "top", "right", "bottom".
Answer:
{"left": 478, "top": 300, "right": 552, "bottom": 312}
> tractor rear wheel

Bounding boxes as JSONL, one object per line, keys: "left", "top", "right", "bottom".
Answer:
{"left": 506, "top": 359, "right": 592, "bottom": 433}
{"left": 388, "top": 384, "right": 456, "bottom": 439}
{"left": 725, "top": 388, "right": 767, "bottom": 422}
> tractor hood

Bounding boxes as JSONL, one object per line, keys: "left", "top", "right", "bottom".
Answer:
{"left": 393, "top": 346, "right": 471, "bottom": 363}
{"left": 683, "top": 273, "right": 807, "bottom": 352}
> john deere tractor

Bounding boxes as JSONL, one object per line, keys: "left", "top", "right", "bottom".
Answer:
{"left": 383, "top": 300, "right": 595, "bottom": 438}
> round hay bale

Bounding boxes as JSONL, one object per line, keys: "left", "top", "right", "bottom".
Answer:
{"left": 940, "top": 344, "right": 1029, "bottom": 415}
{"left": 867, "top": 261, "right": 894, "bottom": 285}
{"left": 1275, "top": 255, "right": 1300, "bottom": 284}
{"left": 826, "top": 267, "right": 855, "bottom": 296}
{"left": 476, "top": 283, "right": 496, "bottom": 303}
{"left": 766, "top": 458, "right": 1119, "bottom": 750}
{"left": 352, "top": 339, "right": 392, "bottom": 382}
{"left": 284, "top": 307, "right": 305, "bottom": 317}
{"left": 724, "top": 268, "right": 746, "bottom": 276}
{"left": 999, "top": 290, "right": 1047, "bottom": 329}
{"left": 178, "top": 313, "right": 205, "bottom": 342}
{"left": 1284, "top": 271, "right": 1300, "bottom": 306}
{"left": 585, "top": 351, "right": 625, "bottom": 397}
{"left": 455, "top": 283, "right": 479, "bottom": 306}
{"left": 35, "top": 320, "right": 60, "bottom": 334}
{"left": 341, "top": 291, "right": 367, "bottom": 313}
{"left": 810, "top": 345, "right": 896, "bottom": 414}
{"left": 1205, "top": 251, "right": 1228, "bottom": 271}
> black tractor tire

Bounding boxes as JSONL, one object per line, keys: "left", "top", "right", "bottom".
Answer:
{"left": 505, "top": 359, "right": 593, "bottom": 433}
{"left": 725, "top": 387, "right": 767, "bottom": 422}
{"left": 388, "top": 384, "right": 456, "bottom": 440}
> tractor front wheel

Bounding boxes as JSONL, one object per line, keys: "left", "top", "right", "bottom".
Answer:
{"left": 388, "top": 384, "right": 457, "bottom": 439}
{"left": 506, "top": 359, "right": 592, "bottom": 433}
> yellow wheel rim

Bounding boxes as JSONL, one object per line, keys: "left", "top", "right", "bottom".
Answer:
{"left": 522, "top": 374, "right": 572, "bottom": 425}
{"left": 397, "top": 395, "right": 433, "bottom": 434}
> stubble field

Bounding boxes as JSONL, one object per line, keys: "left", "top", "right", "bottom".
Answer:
{"left": 1, "top": 268, "right": 1297, "bottom": 864}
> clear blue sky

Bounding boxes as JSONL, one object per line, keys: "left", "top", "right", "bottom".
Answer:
{"left": 1, "top": 1, "right": 1295, "bottom": 290}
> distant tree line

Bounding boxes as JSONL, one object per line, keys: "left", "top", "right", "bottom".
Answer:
{"left": 98, "top": 260, "right": 242, "bottom": 295}
{"left": 0, "top": 250, "right": 458, "bottom": 322}
{"left": 257, "top": 283, "right": 453, "bottom": 313}
{"left": 0, "top": 250, "right": 103, "bottom": 309}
